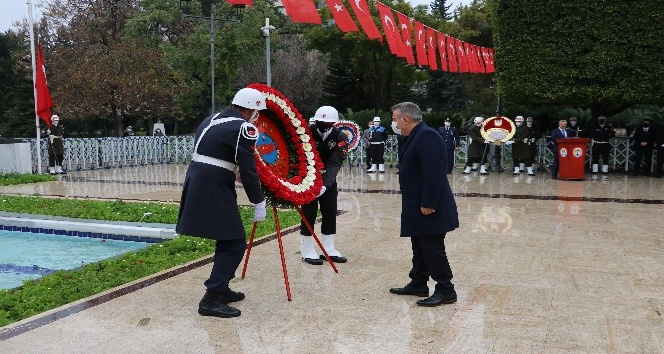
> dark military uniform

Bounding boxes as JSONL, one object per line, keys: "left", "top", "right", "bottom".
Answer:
{"left": 589, "top": 123, "right": 615, "bottom": 172}
{"left": 511, "top": 125, "right": 531, "bottom": 165}
{"left": 367, "top": 124, "right": 388, "bottom": 165}
{"left": 632, "top": 123, "right": 657, "bottom": 176}
{"left": 47, "top": 124, "right": 65, "bottom": 169}
{"left": 568, "top": 123, "right": 584, "bottom": 138}
{"left": 176, "top": 108, "right": 264, "bottom": 293}
{"left": 300, "top": 125, "right": 349, "bottom": 236}
{"left": 437, "top": 125, "right": 460, "bottom": 174}
{"left": 465, "top": 124, "right": 488, "bottom": 168}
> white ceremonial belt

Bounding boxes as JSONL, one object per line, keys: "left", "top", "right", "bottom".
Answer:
{"left": 370, "top": 142, "right": 385, "bottom": 144}
{"left": 593, "top": 141, "right": 609, "bottom": 144}
{"left": 192, "top": 153, "right": 238, "bottom": 172}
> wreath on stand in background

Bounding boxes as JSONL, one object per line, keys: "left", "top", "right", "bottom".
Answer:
{"left": 248, "top": 83, "right": 324, "bottom": 208}
{"left": 333, "top": 120, "right": 361, "bottom": 152}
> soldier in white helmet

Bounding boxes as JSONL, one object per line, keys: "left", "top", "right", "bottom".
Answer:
{"left": 45, "top": 115, "right": 66, "bottom": 175}
{"left": 300, "top": 106, "right": 349, "bottom": 265}
{"left": 463, "top": 117, "right": 490, "bottom": 175}
{"left": 176, "top": 87, "right": 267, "bottom": 318}
{"left": 366, "top": 117, "right": 388, "bottom": 173}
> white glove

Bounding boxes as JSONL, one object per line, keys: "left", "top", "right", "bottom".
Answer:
{"left": 317, "top": 186, "right": 327, "bottom": 198}
{"left": 505, "top": 140, "right": 514, "bottom": 145}
{"left": 484, "top": 140, "right": 491, "bottom": 144}
{"left": 523, "top": 138, "right": 528, "bottom": 143}
{"left": 46, "top": 129, "right": 51, "bottom": 134}
{"left": 661, "top": 143, "right": 664, "bottom": 148}
{"left": 252, "top": 200, "right": 266, "bottom": 222}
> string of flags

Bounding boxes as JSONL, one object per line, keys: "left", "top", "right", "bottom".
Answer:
{"left": 225, "top": 0, "right": 495, "bottom": 73}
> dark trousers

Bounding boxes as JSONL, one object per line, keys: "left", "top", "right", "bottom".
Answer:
{"left": 512, "top": 157, "right": 533, "bottom": 168}
{"left": 365, "top": 148, "right": 371, "bottom": 169}
{"left": 591, "top": 143, "right": 611, "bottom": 165}
{"left": 48, "top": 154, "right": 64, "bottom": 167}
{"left": 446, "top": 147, "right": 455, "bottom": 173}
{"left": 407, "top": 234, "right": 454, "bottom": 294}
{"left": 552, "top": 145, "right": 559, "bottom": 178}
{"left": 204, "top": 239, "right": 247, "bottom": 292}
{"left": 368, "top": 144, "right": 385, "bottom": 164}
{"left": 300, "top": 182, "right": 338, "bottom": 236}
{"left": 633, "top": 146, "right": 653, "bottom": 175}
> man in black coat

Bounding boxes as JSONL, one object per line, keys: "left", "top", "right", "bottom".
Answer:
{"left": 589, "top": 116, "right": 616, "bottom": 174}
{"left": 631, "top": 117, "right": 657, "bottom": 176}
{"left": 300, "top": 106, "right": 349, "bottom": 265}
{"left": 176, "top": 87, "right": 267, "bottom": 318}
{"left": 388, "top": 102, "right": 459, "bottom": 307}
{"left": 437, "top": 117, "right": 460, "bottom": 174}
{"left": 550, "top": 119, "right": 572, "bottom": 179}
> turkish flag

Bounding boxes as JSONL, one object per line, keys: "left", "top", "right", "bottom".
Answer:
{"left": 455, "top": 39, "right": 469, "bottom": 72}
{"left": 281, "top": 0, "right": 321, "bottom": 24}
{"left": 426, "top": 27, "right": 438, "bottom": 70}
{"left": 486, "top": 48, "right": 496, "bottom": 73}
{"left": 35, "top": 42, "right": 53, "bottom": 126}
{"left": 376, "top": 2, "right": 403, "bottom": 57}
{"left": 224, "top": 0, "right": 253, "bottom": 5}
{"left": 324, "top": 0, "right": 358, "bottom": 32}
{"left": 446, "top": 36, "right": 458, "bottom": 72}
{"left": 396, "top": 12, "right": 415, "bottom": 64}
{"left": 465, "top": 43, "right": 478, "bottom": 72}
{"left": 413, "top": 20, "right": 428, "bottom": 66}
{"left": 348, "top": 0, "right": 382, "bottom": 40}
{"left": 437, "top": 32, "right": 448, "bottom": 71}
{"left": 473, "top": 45, "right": 486, "bottom": 73}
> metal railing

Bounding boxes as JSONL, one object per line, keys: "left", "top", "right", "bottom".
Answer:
{"left": 23, "top": 135, "right": 656, "bottom": 173}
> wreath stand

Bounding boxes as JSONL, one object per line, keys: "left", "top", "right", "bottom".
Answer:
{"left": 241, "top": 205, "right": 339, "bottom": 301}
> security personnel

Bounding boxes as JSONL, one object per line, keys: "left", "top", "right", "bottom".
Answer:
{"left": 437, "top": 117, "right": 460, "bottom": 174}
{"left": 366, "top": 117, "right": 388, "bottom": 173}
{"left": 589, "top": 116, "right": 616, "bottom": 174}
{"left": 463, "top": 117, "right": 489, "bottom": 175}
{"left": 176, "top": 87, "right": 267, "bottom": 318}
{"left": 631, "top": 117, "right": 657, "bottom": 176}
{"left": 525, "top": 116, "right": 539, "bottom": 168}
{"left": 301, "top": 106, "right": 349, "bottom": 265}
{"left": 510, "top": 116, "right": 535, "bottom": 176}
{"left": 46, "top": 115, "right": 66, "bottom": 175}
{"left": 568, "top": 116, "right": 584, "bottom": 137}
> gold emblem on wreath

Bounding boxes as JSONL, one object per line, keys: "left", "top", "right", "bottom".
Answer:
{"left": 480, "top": 116, "right": 516, "bottom": 146}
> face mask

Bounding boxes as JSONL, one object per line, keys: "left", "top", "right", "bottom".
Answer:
{"left": 373, "top": 122, "right": 380, "bottom": 127}
{"left": 391, "top": 121, "right": 401, "bottom": 135}
{"left": 526, "top": 122, "right": 532, "bottom": 127}
{"left": 516, "top": 122, "right": 522, "bottom": 127}
{"left": 444, "top": 122, "right": 451, "bottom": 127}
{"left": 249, "top": 110, "right": 260, "bottom": 124}
{"left": 52, "top": 121, "right": 59, "bottom": 126}
{"left": 570, "top": 121, "right": 577, "bottom": 126}
{"left": 317, "top": 122, "right": 333, "bottom": 131}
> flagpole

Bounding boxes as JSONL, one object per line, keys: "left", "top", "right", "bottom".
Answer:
{"left": 27, "top": 0, "right": 42, "bottom": 174}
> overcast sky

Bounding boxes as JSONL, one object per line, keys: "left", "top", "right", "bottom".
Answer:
{"left": 1, "top": 0, "right": 474, "bottom": 33}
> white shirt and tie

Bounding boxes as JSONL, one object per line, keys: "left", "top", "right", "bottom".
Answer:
{"left": 561, "top": 128, "right": 567, "bottom": 138}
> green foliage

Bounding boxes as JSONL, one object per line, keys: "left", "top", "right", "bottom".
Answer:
{"left": 0, "top": 31, "right": 35, "bottom": 138}
{"left": 493, "top": 0, "right": 664, "bottom": 117}
{"left": 344, "top": 108, "right": 389, "bottom": 128}
{"left": 0, "top": 173, "right": 57, "bottom": 186}
{"left": 0, "top": 194, "right": 301, "bottom": 326}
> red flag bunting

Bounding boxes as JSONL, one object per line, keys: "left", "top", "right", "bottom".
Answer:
{"left": 396, "top": 12, "right": 415, "bottom": 65}
{"left": 348, "top": 0, "right": 382, "bottom": 40}
{"left": 324, "top": 0, "right": 358, "bottom": 32}
{"left": 446, "top": 36, "right": 458, "bottom": 72}
{"left": 35, "top": 42, "right": 53, "bottom": 127}
{"left": 455, "top": 39, "right": 469, "bottom": 72}
{"left": 281, "top": 0, "right": 322, "bottom": 24}
{"left": 376, "top": 2, "right": 404, "bottom": 57}
{"left": 224, "top": 0, "right": 253, "bottom": 5}
{"left": 426, "top": 27, "right": 438, "bottom": 70}
{"left": 473, "top": 45, "right": 486, "bottom": 73}
{"left": 465, "top": 43, "right": 477, "bottom": 72}
{"left": 437, "top": 32, "right": 448, "bottom": 72}
{"left": 486, "top": 48, "right": 495, "bottom": 73}
{"left": 413, "top": 20, "right": 428, "bottom": 66}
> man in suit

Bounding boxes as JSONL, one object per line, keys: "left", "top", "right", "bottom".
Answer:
{"left": 437, "top": 117, "right": 460, "bottom": 174}
{"left": 550, "top": 119, "right": 571, "bottom": 179}
{"left": 388, "top": 102, "right": 459, "bottom": 307}
{"left": 631, "top": 117, "right": 657, "bottom": 176}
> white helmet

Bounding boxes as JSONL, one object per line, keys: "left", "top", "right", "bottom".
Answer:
{"left": 313, "top": 106, "right": 339, "bottom": 123}
{"left": 373, "top": 117, "right": 381, "bottom": 122}
{"left": 51, "top": 115, "right": 60, "bottom": 122}
{"left": 473, "top": 116, "right": 484, "bottom": 124}
{"left": 515, "top": 116, "right": 524, "bottom": 122}
{"left": 232, "top": 88, "right": 266, "bottom": 110}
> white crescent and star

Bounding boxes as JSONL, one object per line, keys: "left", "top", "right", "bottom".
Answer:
{"left": 354, "top": 0, "right": 365, "bottom": 12}
{"left": 418, "top": 29, "right": 423, "bottom": 42}
{"left": 334, "top": 3, "right": 343, "bottom": 12}
{"left": 383, "top": 15, "right": 394, "bottom": 32}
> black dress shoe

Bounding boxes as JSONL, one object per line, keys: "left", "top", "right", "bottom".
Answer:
{"left": 389, "top": 285, "right": 429, "bottom": 297}
{"left": 302, "top": 257, "right": 323, "bottom": 265}
{"left": 198, "top": 297, "right": 241, "bottom": 318}
{"left": 202, "top": 289, "right": 245, "bottom": 304}
{"left": 319, "top": 255, "right": 347, "bottom": 263}
{"left": 416, "top": 292, "right": 457, "bottom": 307}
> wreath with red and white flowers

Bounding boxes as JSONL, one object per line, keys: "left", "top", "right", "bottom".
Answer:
{"left": 248, "top": 83, "right": 324, "bottom": 207}
{"left": 333, "top": 120, "right": 361, "bottom": 152}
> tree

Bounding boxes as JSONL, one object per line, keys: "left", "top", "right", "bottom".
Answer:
{"left": 430, "top": 0, "right": 453, "bottom": 21}
{"left": 493, "top": 0, "right": 664, "bottom": 120}
{"left": 0, "top": 30, "right": 35, "bottom": 137}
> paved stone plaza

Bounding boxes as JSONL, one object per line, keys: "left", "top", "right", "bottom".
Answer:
{"left": 1, "top": 164, "right": 663, "bottom": 353}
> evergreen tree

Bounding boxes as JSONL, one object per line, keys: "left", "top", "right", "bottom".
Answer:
{"left": 430, "top": 0, "right": 452, "bottom": 21}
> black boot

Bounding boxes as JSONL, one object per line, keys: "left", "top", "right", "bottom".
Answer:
{"left": 198, "top": 290, "right": 241, "bottom": 318}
